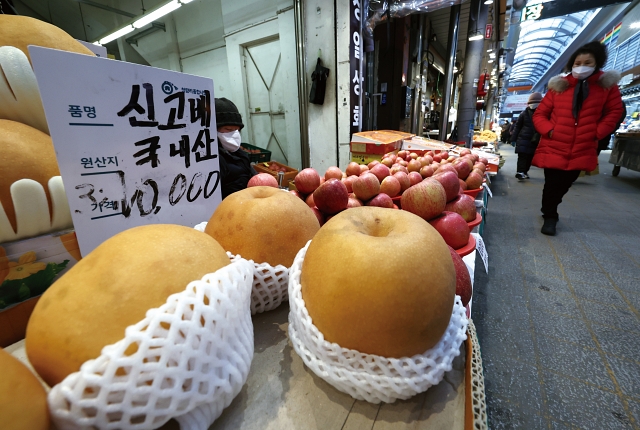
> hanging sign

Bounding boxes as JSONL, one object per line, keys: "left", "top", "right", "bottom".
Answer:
{"left": 350, "top": 0, "right": 363, "bottom": 135}
{"left": 30, "top": 47, "right": 220, "bottom": 256}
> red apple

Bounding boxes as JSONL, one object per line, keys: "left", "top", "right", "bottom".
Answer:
{"left": 345, "top": 162, "right": 361, "bottom": 177}
{"left": 397, "top": 150, "right": 408, "bottom": 159}
{"left": 248, "top": 173, "right": 279, "bottom": 188}
{"left": 289, "top": 189, "right": 303, "bottom": 199}
{"left": 393, "top": 172, "right": 411, "bottom": 193}
{"left": 370, "top": 163, "right": 391, "bottom": 182}
{"left": 460, "top": 148, "right": 472, "bottom": 156}
{"left": 359, "top": 165, "right": 370, "bottom": 175}
{"left": 313, "top": 178, "right": 349, "bottom": 215}
{"left": 428, "top": 211, "right": 470, "bottom": 249}
{"left": 448, "top": 245, "right": 472, "bottom": 307}
{"left": 366, "top": 193, "right": 394, "bottom": 208}
{"left": 311, "top": 206, "right": 325, "bottom": 226}
{"left": 390, "top": 165, "right": 409, "bottom": 175}
{"left": 407, "top": 159, "right": 422, "bottom": 172}
{"left": 473, "top": 162, "right": 486, "bottom": 173}
{"left": 479, "top": 157, "right": 489, "bottom": 165}
{"left": 433, "top": 154, "right": 442, "bottom": 163}
{"left": 432, "top": 171, "right": 461, "bottom": 202}
{"left": 295, "top": 168, "right": 321, "bottom": 194}
{"left": 419, "top": 165, "right": 434, "bottom": 178}
{"left": 325, "top": 166, "right": 343, "bottom": 180}
{"left": 380, "top": 176, "right": 401, "bottom": 197}
{"left": 453, "top": 159, "right": 472, "bottom": 179}
{"left": 352, "top": 173, "right": 381, "bottom": 201}
{"left": 466, "top": 171, "right": 483, "bottom": 190}
{"left": 444, "top": 194, "right": 477, "bottom": 222}
{"left": 459, "top": 179, "right": 468, "bottom": 191}
{"left": 347, "top": 197, "right": 363, "bottom": 208}
{"left": 305, "top": 192, "right": 315, "bottom": 208}
{"left": 381, "top": 158, "right": 394, "bottom": 168}
{"left": 440, "top": 151, "right": 449, "bottom": 160}
{"left": 437, "top": 164, "right": 457, "bottom": 176}
{"left": 368, "top": 160, "right": 380, "bottom": 170}
{"left": 400, "top": 178, "right": 446, "bottom": 221}
{"left": 407, "top": 171, "right": 423, "bottom": 186}
{"left": 342, "top": 175, "right": 356, "bottom": 193}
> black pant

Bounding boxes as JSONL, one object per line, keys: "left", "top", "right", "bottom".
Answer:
{"left": 516, "top": 153, "right": 534, "bottom": 174}
{"left": 541, "top": 169, "right": 581, "bottom": 220}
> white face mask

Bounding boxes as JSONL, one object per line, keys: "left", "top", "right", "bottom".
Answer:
{"left": 572, "top": 65, "right": 595, "bottom": 80}
{"left": 218, "top": 130, "right": 241, "bottom": 152}
{"left": 529, "top": 103, "right": 539, "bottom": 109}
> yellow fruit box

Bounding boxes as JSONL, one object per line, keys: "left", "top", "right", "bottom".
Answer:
{"left": 253, "top": 160, "right": 299, "bottom": 188}
{"left": 350, "top": 130, "right": 414, "bottom": 155}
{"left": 0, "top": 229, "right": 81, "bottom": 347}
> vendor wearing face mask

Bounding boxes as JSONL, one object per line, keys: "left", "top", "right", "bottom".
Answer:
{"left": 532, "top": 41, "right": 623, "bottom": 236}
{"left": 214, "top": 97, "right": 257, "bottom": 199}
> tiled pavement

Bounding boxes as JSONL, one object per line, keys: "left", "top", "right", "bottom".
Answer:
{"left": 471, "top": 145, "right": 640, "bottom": 429}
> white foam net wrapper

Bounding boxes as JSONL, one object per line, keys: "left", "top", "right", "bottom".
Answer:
{"left": 288, "top": 241, "right": 469, "bottom": 404}
{"left": 48, "top": 258, "right": 255, "bottom": 430}
{"left": 194, "top": 222, "right": 289, "bottom": 315}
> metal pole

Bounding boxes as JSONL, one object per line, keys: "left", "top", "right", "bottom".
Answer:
{"left": 411, "top": 14, "right": 425, "bottom": 135}
{"left": 438, "top": 4, "right": 461, "bottom": 141}
{"left": 293, "top": 0, "right": 310, "bottom": 168}
{"left": 457, "top": 0, "right": 489, "bottom": 148}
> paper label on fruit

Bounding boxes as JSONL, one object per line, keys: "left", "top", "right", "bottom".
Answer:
{"left": 482, "top": 182, "right": 493, "bottom": 198}
{"left": 29, "top": 47, "right": 221, "bottom": 257}
{"left": 472, "top": 233, "right": 488, "bottom": 274}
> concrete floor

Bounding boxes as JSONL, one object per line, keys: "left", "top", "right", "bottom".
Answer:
{"left": 471, "top": 146, "right": 640, "bottom": 429}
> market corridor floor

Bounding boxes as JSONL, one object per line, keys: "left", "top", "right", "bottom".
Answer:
{"left": 471, "top": 145, "right": 640, "bottom": 429}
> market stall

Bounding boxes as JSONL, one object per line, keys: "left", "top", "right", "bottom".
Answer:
{"left": 610, "top": 132, "right": 640, "bottom": 176}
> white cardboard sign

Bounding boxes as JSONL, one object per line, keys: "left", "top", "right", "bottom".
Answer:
{"left": 472, "top": 233, "right": 489, "bottom": 274}
{"left": 30, "top": 47, "right": 220, "bottom": 256}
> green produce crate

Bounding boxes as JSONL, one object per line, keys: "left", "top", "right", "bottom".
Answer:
{"left": 240, "top": 143, "right": 271, "bottom": 163}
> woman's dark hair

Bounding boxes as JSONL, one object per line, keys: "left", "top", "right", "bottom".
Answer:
{"left": 565, "top": 41, "right": 608, "bottom": 72}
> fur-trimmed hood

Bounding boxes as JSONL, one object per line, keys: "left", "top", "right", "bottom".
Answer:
{"left": 547, "top": 70, "right": 621, "bottom": 93}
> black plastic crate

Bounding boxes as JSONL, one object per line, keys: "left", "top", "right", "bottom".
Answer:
{"left": 240, "top": 143, "right": 271, "bottom": 162}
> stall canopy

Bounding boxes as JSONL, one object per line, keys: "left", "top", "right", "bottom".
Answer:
{"left": 508, "top": 9, "right": 598, "bottom": 90}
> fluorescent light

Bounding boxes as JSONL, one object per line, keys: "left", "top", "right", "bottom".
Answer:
{"left": 630, "top": 22, "right": 640, "bottom": 30}
{"left": 133, "top": 0, "right": 181, "bottom": 29}
{"left": 484, "top": 0, "right": 493, "bottom": 3}
{"left": 469, "top": 33, "right": 484, "bottom": 41}
{"left": 488, "top": 59, "right": 494, "bottom": 63}
{"left": 99, "top": 25, "right": 135, "bottom": 45}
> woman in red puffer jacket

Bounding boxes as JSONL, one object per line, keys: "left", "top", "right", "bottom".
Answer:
{"left": 532, "top": 41, "right": 623, "bottom": 236}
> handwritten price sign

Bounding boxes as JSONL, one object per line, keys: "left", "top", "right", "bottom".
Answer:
{"left": 30, "top": 47, "right": 220, "bottom": 256}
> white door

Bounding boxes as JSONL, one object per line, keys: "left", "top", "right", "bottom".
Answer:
{"left": 243, "top": 38, "right": 290, "bottom": 165}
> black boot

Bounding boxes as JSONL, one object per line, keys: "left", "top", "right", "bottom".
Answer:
{"left": 541, "top": 218, "right": 557, "bottom": 236}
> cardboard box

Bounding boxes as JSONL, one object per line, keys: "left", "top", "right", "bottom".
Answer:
{"left": 253, "top": 161, "right": 299, "bottom": 188}
{"left": 350, "top": 152, "right": 384, "bottom": 164}
{"left": 350, "top": 130, "right": 414, "bottom": 155}
{"left": 0, "top": 229, "right": 81, "bottom": 347}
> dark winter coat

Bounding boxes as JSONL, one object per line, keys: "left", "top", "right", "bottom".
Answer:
{"left": 512, "top": 107, "right": 539, "bottom": 155}
{"left": 219, "top": 145, "right": 257, "bottom": 199}
{"left": 532, "top": 70, "right": 623, "bottom": 171}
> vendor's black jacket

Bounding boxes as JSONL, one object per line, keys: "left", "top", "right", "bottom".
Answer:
{"left": 219, "top": 145, "right": 257, "bottom": 199}
{"left": 512, "top": 107, "right": 539, "bottom": 155}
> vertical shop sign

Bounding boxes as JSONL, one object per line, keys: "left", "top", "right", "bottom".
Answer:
{"left": 351, "top": 0, "right": 363, "bottom": 135}
{"left": 29, "top": 46, "right": 220, "bottom": 256}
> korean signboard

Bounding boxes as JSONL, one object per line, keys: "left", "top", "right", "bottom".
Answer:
{"left": 351, "top": 0, "right": 363, "bottom": 135}
{"left": 30, "top": 47, "right": 220, "bottom": 256}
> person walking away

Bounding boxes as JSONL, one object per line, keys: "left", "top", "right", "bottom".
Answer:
{"left": 512, "top": 92, "right": 543, "bottom": 179}
{"left": 215, "top": 98, "right": 257, "bottom": 199}
{"left": 532, "top": 41, "right": 623, "bottom": 236}
{"left": 500, "top": 121, "right": 511, "bottom": 144}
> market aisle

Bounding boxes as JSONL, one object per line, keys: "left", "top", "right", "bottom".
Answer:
{"left": 472, "top": 145, "right": 640, "bottom": 429}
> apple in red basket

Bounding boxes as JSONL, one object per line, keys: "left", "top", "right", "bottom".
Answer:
{"left": 459, "top": 179, "right": 468, "bottom": 191}
{"left": 352, "top": 173, "right": 381, "bottom": 201}
{"left": 448, "top": 245, "right": 472, "bottom": 307}
{"left": 346, "top": 162, "right": 361, "bottom": 176}
{"left": 460, "top": 148, "right": 471, "bottom": 156}
{"left": 294, "top": 168, "right": 321, "bottom": 194}
{"left": 432, "top": 171, "right": 461, "bottom": 202}
{"left": 453, "top": 159, "right": 472, "bottom": 179}
{"left": 313, "top": 179, "right": 349, "bottom": 215}
{"left": 428, "top": 211, "right": 470, "bottom": 249}
{"left": 366, "top": 193, "right": 394, "bottom": 208}
{"left": 419, "top": 165, "right": 434, "bottom": 178}
{"left": 393, "top": 172, "right": 411, "bottom": 193}
{"left": 433, "top": 154, "right": 442, "bottom": 163}
{"left": 381, "top": 158, "right": 394, "bottom": 168}
{"left": 437, "top": 163, "right": 457, "bottom": 176}
{"left": 444, "top": 194, "right": 477, "bottom": 222}
{"left": 379, "top": 176, "right": 401, "bottom": 197}
{"left": 440, "top": 151, "right": 449, "bottom": 160}
{"left": 400, "top": 178, "right": 446, "bottom": 221}
{"left": 407, "top": 171, "right": 423, "bottom": 186}
{"left": 407, "top": 159, "right": 422, "bottom": 172}
{"left": 325, "top": 166, "right": 343, "bottom": 180}
{"left": 466, "top": 171, "right": 483, "bottom": 190}
{"left": 248, "top": 173, "right": 279, "bottom": 188}
{"left": 370, "top": 163, "right": 391, "bottom": 182}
